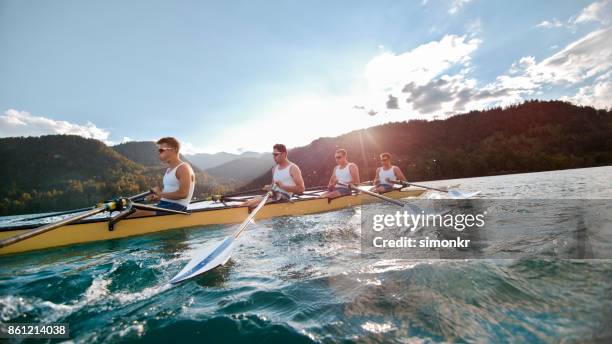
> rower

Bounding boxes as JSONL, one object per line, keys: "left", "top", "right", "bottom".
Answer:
{"left": 370, "top": 152, "right": 407, "bottom": 193}
{"left": 133, "top": 137, "right": 195, "bottom": 216}
{"left": 321, "top": 149, "right": 360, "bottom": 198}
{"left": 241, "top": 144, "right": 305, "bottom": 208}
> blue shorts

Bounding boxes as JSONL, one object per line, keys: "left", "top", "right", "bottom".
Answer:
{"left": 271, "top": 191, "right": 292, "bottom": 202}
{"left": 156, "top": 200, "right": 187, "bottom": 215}
{"left": 334, "top": 186, "right": 352, "bottom": 196}
{"left": 378, "top": 184, "right": 395, "bottom": 192}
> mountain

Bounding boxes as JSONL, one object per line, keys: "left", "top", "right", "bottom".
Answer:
{"left": 0, "top": 135, "right": 232, "bottom": 215}
{"left": 187, "top": 152, "right": 238, "bottom": 170}
{"left": 112, "top": 141, "right": 160, "bottom": 166}
{"left": 237, "top": 151, "right": 266, "bottom": 158}
{"left": 111, "top": 142, "right": 272, "bottom": 186}
{"left": 186, "top": 151, "right": 267, "bottom": 170}
{"left": 205, "top": 157, "right": 275, "bottom": 185}
{"left": 112, "top": 141, "right": 202, "bottom": 173}
{"left": 242, "top": 101, "right": 612, "bottom": 190}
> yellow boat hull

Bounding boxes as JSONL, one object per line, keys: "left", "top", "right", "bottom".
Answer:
{"left": 0, "top": 188, "right": 425, "bottom": 255}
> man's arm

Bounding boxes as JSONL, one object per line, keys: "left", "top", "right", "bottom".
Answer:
{"left": 327, "top": 166, "right": 337, "bottom": 187}
{"left": 373, "top": 167, "right": 381, "bottom": 185}
{"left": 291, "top": 165, "right": 306, "bottom": 193}
{"left": 349, "top": 163, "right": 360, "bottom": 185}
{"left": 263, "top": 166, "right": 276, "bottom": 191}
{"left": 394, "top": 166, "right": 407, "bottom": 182}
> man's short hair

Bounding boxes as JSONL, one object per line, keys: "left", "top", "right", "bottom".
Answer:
{"left": 380, "top": 152, "right": 391, "bottom": 159}
{"left": 157, "top": 137, "right": 181, "bottom": 151}
{"left": 273, "top": 143, "right": 287, "bottom": 153}
{"left": 336, "top": 148, "right": 347, "bottom": 157}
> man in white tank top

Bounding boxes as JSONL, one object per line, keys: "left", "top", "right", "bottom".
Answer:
{"left": 132, "top": 137, "right": 195, "bottom": 216}
{"left": 241, "top": 144, "right": 305, "bottom": 208}
{"left": 370, "top": 152, "right": 407, "bottom": 193}
{"left": 321, "top": 148, "right": 360, "bottom": 199}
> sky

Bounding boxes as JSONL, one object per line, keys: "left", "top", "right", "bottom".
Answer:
{"left": 1, "top": 0, "right": 611, "bottom": 154}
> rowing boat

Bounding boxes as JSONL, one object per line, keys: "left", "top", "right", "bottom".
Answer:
{"left": 0, "top": 186, "right": 427, "bottom": 255}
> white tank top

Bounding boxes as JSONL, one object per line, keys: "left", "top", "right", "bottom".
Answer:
{"left": 161, "top": 162, "right": 195, "bottom": 207}
{"left": 334, "top": 163, "right": 353, "bottom": 187}
{"left": 378, "top": 166, "right": 398, "bottom": 186}
{"left": 273, "top": 164, "right": 296, "bottom": 196}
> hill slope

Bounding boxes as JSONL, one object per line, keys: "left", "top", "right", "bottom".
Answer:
{"left": 243, "top": 101, "right": 612, "bottom": 189}
{"left": 112, "top": 141, "right": 160, "bottom": 166}
{"left": 205, "top": 157, "right": 274, "bottom": 185}
{"left": 0, "top": 135, "right": 230, "bottom": 215}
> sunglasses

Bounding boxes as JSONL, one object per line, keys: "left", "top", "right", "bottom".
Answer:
{"left": 158, "top": 148, "right": 174, "bottom": 153}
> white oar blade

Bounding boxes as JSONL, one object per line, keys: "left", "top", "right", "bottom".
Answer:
{"left": 448, "top": 190, "right": 481, "bottom": 199}
{"left": 170, "top": 236, "right": 235, "bottom": 284}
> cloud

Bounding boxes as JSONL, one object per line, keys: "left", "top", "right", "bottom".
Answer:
{"left": 0, "top": 109, "right": 111, "bottom": 141}
{"left": 387, "top": 26, "right": 611, "bottom": 117}
{"left": 448, "top": 0, "right": 472, "bottom": 14}
{"left": 400, "top": 73, "right": 524, "bottom": 115}
{"left": 562, "top": 72, "right": 612, "bottom": 109}
{"left": 465, "top": 18, "right": 483, "bottom": 37}
{"left": 365, "top": 34, "right": 481, "bottom": 91}
{"left": 516, "top": 27, "right": 612, "bottom": 84}
{"left": 181, "top": 142, "right": 207, "bottom": 155}
{"left": 386, "top": 95, "right": 399, "bottom": 109}
{"left": 573, "top": 0, "right": 611, "bottom": 25}
{"left": 535, "top": 19, "right": 563, "bottom": 28}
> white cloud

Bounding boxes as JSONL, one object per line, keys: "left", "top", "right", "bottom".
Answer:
{"left": 573, "top": 0, "right": 611, "bottom": 25}
{"left": 465, "top": 18, "right": 483, "bottom": 37}
{"left": 535, "top": 19, "right": 563, "bottom": 28}
{"left": 562, "top": 77, "right": 612, "bottom": 109}
{"left": 366, "top": 26, "right": 611, "bottom": 118}
{"left": 517, "top": 27, "right": 612, "bottom": 84}
{"left": 365, "top": 34, "right": 481, "bottom": 92}
{"left": 0, "top": 109, "right": 111, "bottom": 142}
{"left": 448, "top": 0, "right": 472, "bottom": 14}
{"left": 180, "top": 142, "right": 208, "bottom": 155}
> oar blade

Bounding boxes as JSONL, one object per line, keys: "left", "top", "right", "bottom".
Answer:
{"left": 170, "top": 236, "right": 235, "bottom": 284}
{"left": 448, "top": 190, "right": 481, "bottom": 199}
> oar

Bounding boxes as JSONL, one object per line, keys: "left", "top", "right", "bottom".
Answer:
{"left": 391, "top": 180, "right": 480, "bottom": 199}
{"left": 170, "top": 191, "right": 273, "bottom": 283}
{"left": 131, "top": 202, "right": 190, "bottom": 215}
{"left": 390, "top": 180, "right": 448, "bottom": 193}
{"left": 337, "top": 182, "right": 405, "bottom": 207}
{"left": 210, "top": 185, "right": 327, "bottom": 202}
{"left": 11, "top": 206, "right": 96, "bottom": 223}
{"left": 0, "top": 191, "right": 153, "bottom": 248}
{"left": 12, "top": 190, "right": 152, "bottom": 223}
{"left": 0, "top": 199, "right": 127, "bottom": 249}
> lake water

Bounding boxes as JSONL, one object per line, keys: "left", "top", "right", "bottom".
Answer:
{"left": 1, "top": 166, "right": 611, "bottom": 343}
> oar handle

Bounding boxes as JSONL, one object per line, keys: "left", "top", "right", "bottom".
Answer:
{"left": 338, "top": 182, "right": 404, "bottom": 207}
{"left": 391, "top": 180, "right": 448, "bottom": 193}
{"left": 131, "top": 202, "right": 190, "bottom": 215}
{"left": 130, "top": 190, "right": 154, "bottom": 201}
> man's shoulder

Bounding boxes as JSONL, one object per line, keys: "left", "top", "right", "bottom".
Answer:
{"left": 178, "top": 162, "right": 194, "bottom": 173}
